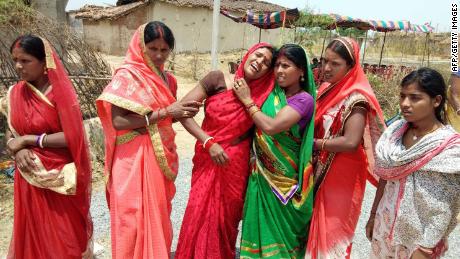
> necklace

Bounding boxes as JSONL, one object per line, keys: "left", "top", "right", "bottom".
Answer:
{"left": 411, "top": 125, "right": 440, "bottom": 141}
{"left": 285, "top": 88, "right": 302, "bottom": 98}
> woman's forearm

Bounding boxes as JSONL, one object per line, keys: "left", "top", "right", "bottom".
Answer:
{"left": 179, "top": 118, "right": 210, "bottom": 143}
{"left": 370, "top": 180, "right": 387, "bottom": 215}
{"left": 316, "top": 136, "right": 363, "bottom": 153}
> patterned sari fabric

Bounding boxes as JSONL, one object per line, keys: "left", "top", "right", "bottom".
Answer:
{"left": 307, "top": 37, "right": 385, "bottom": 259}
{"left": 372, "top": 119, "right": 460, "bottom": 258}
{"left": 240, "top": 48, "right": 316, "bottom": 259}
{"left": 6, "top": 38, "right": 92, "bottom": 258}
{"left": 446, "top": 85, "right": 460, "bottom": 132}
{"left": 96, "top": 24, "right": 178, "bottom": 258}
{"left": 175, "top": 43, "right": 275, "bottom": 259}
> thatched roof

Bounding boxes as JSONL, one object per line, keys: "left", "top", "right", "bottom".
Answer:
{"left": 73, "top": 0, "right": 285, "bottom": 21}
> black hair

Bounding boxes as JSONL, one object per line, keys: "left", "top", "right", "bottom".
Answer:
{"left": 326, "top": 39, "right": 355, "bottom": 67}
{"left": 277, "top": 44, "right": 308, "bottom": 88}
{"left": 144, "top": 21, "right": 175, "bottom": 50}
{"left": 401, "top": 67, "right": 447, "bottom": 124}
{"left": 312, "top": 58, "right": 318, "bottom": 63}
{"left": 10, "top": 34, "right": 45, "bottom": 61}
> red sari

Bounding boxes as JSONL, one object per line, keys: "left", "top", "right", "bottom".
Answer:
{"left": 175, "top": 43, "right": 275, "bottom": 259}
{"left": 7, "top": 39, "right": 92, "bottom": 258}
{"left": 96, "top": 24, "right": 178, "bottom": 258}
{"left": 307, "top": 37, "right": 385, "bottom": 258}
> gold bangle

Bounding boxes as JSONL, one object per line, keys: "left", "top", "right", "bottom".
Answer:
{"left": 321, "top": 139, "right": 328, "bottom": 150}
{"left": 249, "top": 108, "right": 260, "bottom": 117}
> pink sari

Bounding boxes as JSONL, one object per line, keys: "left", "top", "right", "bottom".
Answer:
{"left": 96, "top": 24, "right": 178, "bottom": 258}
{"left": 307, "top": 37, "right": 385, "bottom": 258}
{"left": 175, "top": 43, "right": 275, "bottom": 259}
{"left": 7, "top": 38, "right": 92, "bottom": 258}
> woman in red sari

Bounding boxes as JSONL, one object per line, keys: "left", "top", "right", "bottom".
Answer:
{"left": 4, "top": 35, "right": 92, "bottom": 258}
{"left": 96, "top": 22, "right": 200, "bottom": 258}
{"left": 306, "top": 37, "right": 385, "bottom": 258}
{"left": 175, "top": 43, "right": 275, "bottom": 258}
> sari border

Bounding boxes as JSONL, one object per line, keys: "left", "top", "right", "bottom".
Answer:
{"left": 26, "top": 82, "right": 54, "bottom": 108}
{"left": 41, "top": 37, "right": 57, "bottom": 70}
{"left": 97, "top": 92, "right": 152, "bottom": 115}
{"left": 147, "top": 124, "right": 177, "bottom": 181}
{"left": 7, "top": 84, "right": 20, "bottom": 137}
{"left": 19, "top": 154, "right": 77, "bottom": 195}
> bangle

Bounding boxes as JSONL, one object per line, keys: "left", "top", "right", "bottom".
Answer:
{"left": 204, "top": 138, "right": 216, "bottom": 151}
{"left": 38, "top": 133, "right": 46, "bottom": 148}
{"left": 202, "top": 136, "right": 214, "bottom": 149}
{"left": 145, "top": 114, "right": 150, "bottom": 126}
{"left": 249, "top": 107, "right": 260, "bottom": 117}
{"left": 321, "top": 139, "right": 328, "bottom": 151}
{"left": 456, "top": 107, "right": 460, "bottom": 114}
{"left": 6, "top": 138, "right": 14, "bottom": 146}
{"left": 245, "top": 102, "right": 256, "bottom": 110}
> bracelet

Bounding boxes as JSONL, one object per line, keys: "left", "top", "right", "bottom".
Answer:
{"left": 249, "top": 107, "right": 260, "bottom": 117}
{"left": 35, "top": 135, "right": 41, "bottom": 147}
{"left": 202, "top": 136, "right": 214, "bottom": 149}
{"left": 456, "top": 107, "right": 460, "bottom": 114}
{"left": 145, "top": 114, "right": 150, "bottom": 126}
{"left": 245, "top": 102, "right": 256, "bottom": 110}
{"left": 38, "top": 133, "right": 46, "bottom": 148}
{"left": 6, "top": 138, "right": 14, "bottom": 145}
{"left": 321, "top": 139, "right": 328, "bottom": 151}
{"left": 204, "top": 138, "right": 216, "bottom": 151}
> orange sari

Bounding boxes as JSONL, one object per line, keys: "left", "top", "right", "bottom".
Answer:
{"left": 96, "top": 24, "right": 178, "bottom": 259}
{"left": 307, "top": 37, "right": 385, "bottom": 258}
{"left": 7, "top": 38, "right": 92, "bottom": 258}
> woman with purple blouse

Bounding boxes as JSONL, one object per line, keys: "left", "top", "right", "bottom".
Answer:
{"left": 232, "top": 44, "right": 316, "bottom": 258}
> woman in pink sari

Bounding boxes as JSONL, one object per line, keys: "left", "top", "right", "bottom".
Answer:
{"left": 5, "top": 35, "right": 92, "bottom": 258}
{"left": 307, "top": 37, "right": 385, "bottom": 258}
{"left": 175, "top": 43, "right": 275, "bottom": 258}
{"left": 96, "top": 22, "right": 200, "bottom": 258}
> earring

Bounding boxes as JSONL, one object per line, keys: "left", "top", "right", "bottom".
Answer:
{"left": 43, "top": 69, "right": 47, "bottom": 75}
{"left": 300, "top": 76, "right": 304, "bottom": 82}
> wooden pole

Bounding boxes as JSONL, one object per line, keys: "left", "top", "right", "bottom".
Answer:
{"left": 362, "top": 30, "right": 368, "bottom": 64}
{"left": 211, "top": 0, "right": 221, "bottom": 70}
{"left": 258, "top": 28, "right": 262, "bottom": 43}
{"left": 378, "top": 31, "right": 387, "bottom": 66}
{"left": 320, "top": 30, "right": 328, "bottom": 58}
{"left": 421, "top": 32, "right": 429, "bottom": 66}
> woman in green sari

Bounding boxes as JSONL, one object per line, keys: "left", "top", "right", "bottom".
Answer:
{"left": 233, "top": 44, "right": 316, "bottom": 258}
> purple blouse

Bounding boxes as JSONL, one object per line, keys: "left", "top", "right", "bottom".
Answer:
{"left": 287, "top": 92, "right": 314, "bottom": 132}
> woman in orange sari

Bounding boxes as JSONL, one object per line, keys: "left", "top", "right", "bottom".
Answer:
{"left": 5, "top": 35, "right": 92, "bottom": 258}
{"left": 175, "top": 43, "right": 275, "bottom": 258}
{"left": 96, "top": 22, "right": 200, "bottom": 258}
{"left": 307, "top": 37, "right": 385, "bottom": 258}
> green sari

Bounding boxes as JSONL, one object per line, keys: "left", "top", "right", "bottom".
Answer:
{"left": 240, "top": 49, "right": 316, "bottom": 258}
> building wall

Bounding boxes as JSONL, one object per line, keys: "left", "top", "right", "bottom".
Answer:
{"left": 150, "top": 2, "right": 286, "bottom": 53}
{"left": 79, "top": 2, "right": 289, "bottom": 55}
{"left": 82, "top": 7, "right": 148, "bottom": 55}
{"left": 31, "top": 0, "right": 68, "bottom": 23}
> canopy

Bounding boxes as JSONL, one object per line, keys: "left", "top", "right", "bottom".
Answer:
{"left": 220, "top": 8, "right": 299, "bottom": 29}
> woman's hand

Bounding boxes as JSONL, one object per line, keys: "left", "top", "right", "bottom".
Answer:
{"left": 233, "top": 78, "right": 253, "bottom": 106}
{"left": 167, "top": 100, "right": 201, "bottom": 119}
{"left": 208, "top": 143, "right": 229, "bottom": 166}
{"left": 411, "top": 247, "right": 433, "bottom": 259}
{"left": 15, "top": 149, "right": 38, "bottom": 173}
{"left": 7, "top": 137, "right": 29, "bottom": 155}
{"left": 365, "top": 215, "right": 375, "bottom": 241}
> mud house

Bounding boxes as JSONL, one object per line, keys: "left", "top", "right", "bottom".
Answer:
{"left": 71, "top": 0, "right": 288, "bottom": 55}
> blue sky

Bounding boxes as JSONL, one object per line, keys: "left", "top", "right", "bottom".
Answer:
{"left": 67, "top": 0, "right": 451, "bottom": 32}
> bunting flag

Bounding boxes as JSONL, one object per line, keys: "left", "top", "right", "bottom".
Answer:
{"left": 220, "top": 8, "right": 299, "bottom": 29}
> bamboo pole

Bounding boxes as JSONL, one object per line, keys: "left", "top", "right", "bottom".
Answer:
{"left": 378, "top": 31, "right": 387, "bottom": 66}
{"left": 362, "top": 30, "right": 368, "bottom": 64}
